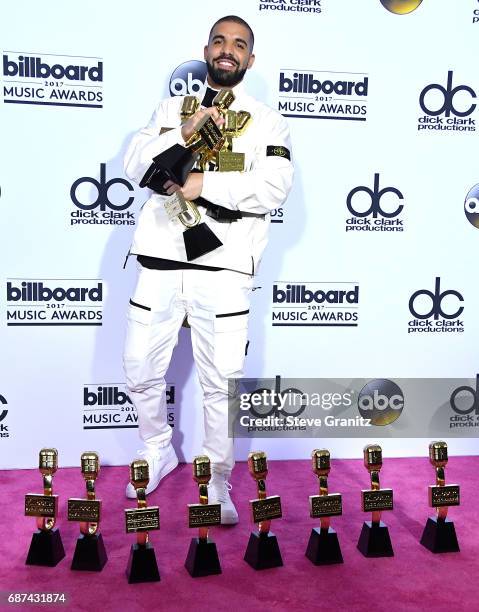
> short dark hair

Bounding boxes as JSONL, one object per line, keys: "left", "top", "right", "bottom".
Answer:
{"left": 209, "top": 15, "right": 255, "bottom": 50}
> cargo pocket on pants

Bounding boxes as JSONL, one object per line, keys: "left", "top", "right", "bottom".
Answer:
{"left": 213, "top": 309, "right": 249, "bottom": 380}
{"left": 124, "top": 300, "right": 154, "bottom": 388}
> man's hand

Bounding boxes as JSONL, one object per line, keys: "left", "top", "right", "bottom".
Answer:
{"left": 163, "top": 172, "right": 203, "bottom": 201}
{"left": 181, "top": 107, "right": 224, "bottom": 142}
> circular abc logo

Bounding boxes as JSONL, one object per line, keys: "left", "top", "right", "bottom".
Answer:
{"left": 0, "top": 394, "right": 7, "bottom": 422}
{"left": 357, "top": 379, "right": 404, "bottom": 426}
{"left": 465, "top": 184, "right": 479, "bottom": 229}
{"left": 380, "top": 0, "right": 423, "bottom": 14}
{"left": 169, "top": 60, "right": 207, "bottom": 97}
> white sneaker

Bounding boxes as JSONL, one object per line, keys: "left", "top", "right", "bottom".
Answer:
{"left": 207, "top": 471, "right": 239, "bottom": 525}
{"left": 125, "top": 444, "right": 178, "bottom": 499}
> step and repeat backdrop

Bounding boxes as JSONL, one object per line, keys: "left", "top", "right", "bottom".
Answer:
{"left": 1, "top": 0, "right": 478, "bottom": 469}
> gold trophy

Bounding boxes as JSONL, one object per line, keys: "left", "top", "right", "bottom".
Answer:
{"left": 305, "top": 449, "right": 343, "bottom": 565}
{"left": 244, "top": 451, "right": 283, "bottom": 570}
{"left": 357, "top": 444, "right": 394, "bottom": 557}
{"left": 68, "top": 452, "right": 107, "bottom": 571}
{"left": 124, "top": 460, "right": 161, "bottom": 582}
{"left": 420, "top": 441, "right": 460, "bottom": 553}
{"left": 25, "top": 448, "right": 65, "bottom": 566}
{"left": 184, "top": 456, "right": 222, "bottom": 577}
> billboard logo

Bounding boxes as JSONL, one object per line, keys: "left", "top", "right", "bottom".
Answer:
{"left": 408, "top": 277, "right": 464, "bottom": 334}
{"left": 272, "top": 282, "right": 359, "bottom": 326}
{"left": 6, "top": 279, "right": 104, "bottom": 326}
{"left": 277, "top": 70, "right": 368, "bottom": 121}
{"left": 346, "top": 173, "right": 404, "bottom": 232}
{"left": 82, "top": 384, "right": 175, "bottom": 429}
{"left": 2, "top": 52, "right": 103, "bottom": 108}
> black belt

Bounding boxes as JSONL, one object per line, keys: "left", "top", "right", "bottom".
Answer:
{"left": 194, "top": 196, "right": 265, "bottom": 222}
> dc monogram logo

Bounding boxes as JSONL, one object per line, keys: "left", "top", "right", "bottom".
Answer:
{"left": 419, "top": 71, "right": 477, "bottom": 118}
{"left": 465, "top": 183, "right": 479, "bottom": 229}
{"left": 243, "top": 375, "right": 306, "bottom": 418}
{"left": 70, "top": 163, "right": 134, "bottom": 211}
{"left": 450, "top": 375, "right": 479, "bottom": 416}
{"left": 169, "top": 60, "right": 207, "bottom": 97}
{"left": 380, "top": 0, "right": 423, "bottom": 14}
{"left": 409, "top": 277, "right": 464, "bottom": 320}
{"left": 347, "top": 173, "right": 404, "bottom": 218}
{"left": 357, "top": 379, "right": 404, "bottom": 426}
{"left": 0, "top": 394, "right": 7, "bottom": 422}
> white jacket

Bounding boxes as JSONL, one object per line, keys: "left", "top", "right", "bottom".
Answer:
{"left": 124, "top": 82, "right": 294, "bottom": 275}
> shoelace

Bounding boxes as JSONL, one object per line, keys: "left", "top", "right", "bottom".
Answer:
{"left": 210, "top": 479, "right": 232, "bottom": 503}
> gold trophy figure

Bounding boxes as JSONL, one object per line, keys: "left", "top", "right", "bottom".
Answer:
{"left": 124, "top": 460, "right": 161, "bottom": 582}
{"left": 357, "top": 444, "right": 394, "bottom": 557}
{"left": 185, "top": 456, "right": 222, "bottom": 577}
{"left": 305, "top": 450, "right": 343, "bottom": 565}
{"left": 68, "top": 452, "right": 107, "bottom": 571}
{"left": 244, "top": 451, "right": 283, "bottom": 570}
{"left": 420, "top": 441, "right": 460, "bottom": 553}
{"left": 25, "top": 448, "right": 65, "bottom": 566}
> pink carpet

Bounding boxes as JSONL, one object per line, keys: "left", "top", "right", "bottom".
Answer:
{"left": 1, "top": 457, "right": 477, "bottom": 612}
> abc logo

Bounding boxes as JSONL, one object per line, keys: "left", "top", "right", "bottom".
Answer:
{"left": 169, "top": 60, "right": 207, "bottom": 97}
{"left": 419, "top": 71, "right": 476, "bottom": 118}
{"left": 450, "top": 375, "right": 479, "bottom": 416}
{"left": 70, "top": 163, "right": 134, "bottom": 211}
{"left": 464, "top": 183, "right": 479, "bottom": 229}
{"left": 380, "top": 0, "right": 423, "bottom": 14}
{"left": 357, "top": 379, "right": 404, "bottom": 426}
{"left": 0, "top": 394, "right": 7, "bottom": 422}
{"left": 347, "top": 173, "right": 404, "bottom": 219}
{"left": 409, "top": 278, "right": 464, "bottom": 320}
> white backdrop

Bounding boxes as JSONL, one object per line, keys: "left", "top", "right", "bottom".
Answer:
{"left": 1, "top": 0, "right": 478, "bottom": 469}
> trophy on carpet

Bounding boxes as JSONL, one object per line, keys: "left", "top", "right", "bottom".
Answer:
{"left": 185, "top": 455, "right": 222, "bottom": 577}
{"left": 305, "top": 449, "right": 343, "bottom": 565}
{"left": 420, "top": 441, "right": 460, "bottom": 553}
{"left": 140, "top": 89, "right": 252, "bottom": 261}
{"left": 244, "top": 451, "right": 283, "bottom": 570}
{"left": 25, "top": 448, "right": 65, "bottom": 566}
{"left": 68, "top": 452, "right": 107, "bottom": 571}
{"left": 357, "top": 444, "right": 394, "bottom": 557}
{"left": 124, "top": 460, "right": 161, "bottom": 582}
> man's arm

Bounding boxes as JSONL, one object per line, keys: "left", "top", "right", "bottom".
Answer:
{"left": 123, "top": 99, "right": 185, "bottom": 185}
{"left": 199, "top": 110, "right": 294, "bottom": 215}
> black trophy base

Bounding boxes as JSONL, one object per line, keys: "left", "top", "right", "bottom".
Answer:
{"left": 71, "top": 533, "right": 107, "bottom": 571}
{"left": 184, "top": 538, "right": 222, "bottom": 578}
{"left": 244, "top": 531, "right": 283, "bottom": 570}
{"left": 305, "top": 527, "right": 344, "bottom": 565}
{"left": 420, "top": 516, "right": 460, "bottom": 553}
{"left": 25, "top": 528, "right": 66, "bottom": 567}
{"left": 126, "top": 543, "right": 161, "bottom": 583}
{"left": 184, "top": 223, "right": 223, "bottom": 261}
{"left": 357, "top": 521, "right": 394, "bottom": 558}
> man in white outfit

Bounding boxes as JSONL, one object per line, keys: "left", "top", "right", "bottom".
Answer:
{"left": 123, "top": 15, "right": 293, "bottom": 524}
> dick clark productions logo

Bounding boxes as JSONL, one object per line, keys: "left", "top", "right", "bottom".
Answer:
{"left": 408, "top": 278, "right": 464, "bottom": 334}
{"left": 346, "top": 173, "right": 404, "bottom": 232}
{"left": 418, "top": 71, "right": 476, "bottom": 132}
{"left": 70, "top": 163, "right": 135, "bottom": 226}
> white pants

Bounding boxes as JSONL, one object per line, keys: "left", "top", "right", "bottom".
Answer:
{"left": 123, "top": 265, "right": 252, "bottom": 473}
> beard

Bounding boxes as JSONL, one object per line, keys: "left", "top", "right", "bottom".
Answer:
{"left": 206, "top": 57, "right": 247, "bottom": 87}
